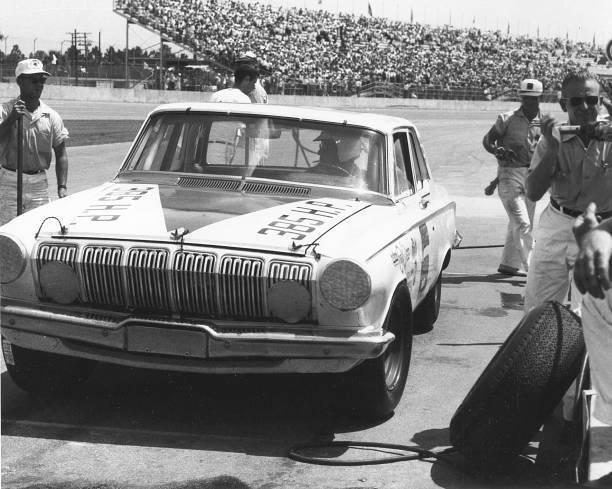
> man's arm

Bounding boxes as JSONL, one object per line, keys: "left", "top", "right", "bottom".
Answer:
{"left": 0, "top": 100, "right": 26, "bottom": 140}
{"left": 525, "top": 115, "right": 558, "bottom": 201}
{"left": 54, "top": 142, "right": 68, "bottom": 198}
{"left": 482, "top": 125, "right": 501, "bottom": 155}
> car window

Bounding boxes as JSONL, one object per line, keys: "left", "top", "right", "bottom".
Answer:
{"left": 392, "top": 132, "right": 414, "bottom": 196}
{"left": 408, "top": 130, "right": 430, "bottom": 182}
{"left": 125, "top": 113, "right": 386, "bottom": 193}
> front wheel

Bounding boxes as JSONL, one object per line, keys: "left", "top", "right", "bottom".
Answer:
{"left": 3, "top": 340, "right": 97, "bottom": 396}
{"left": 336, "top": 284, "right": 413, "bottom": 419}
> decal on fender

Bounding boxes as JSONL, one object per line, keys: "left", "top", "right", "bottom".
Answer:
{"left": 258, "top": 200, "right": 357, "bottom": 241}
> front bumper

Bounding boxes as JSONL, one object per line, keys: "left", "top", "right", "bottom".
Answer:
{"left": 1, "top": 299, "right": 394, "bottom": 374}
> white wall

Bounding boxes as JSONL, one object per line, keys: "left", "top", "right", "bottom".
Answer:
{"left": 0, "top": 81, "right": 560, "bottom": 112}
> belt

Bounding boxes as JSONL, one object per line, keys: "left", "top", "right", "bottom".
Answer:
{"left": 1, "top": 165, "right": 44, "bottom": 175}
{"left": 550, "top": 198, "right": 612, "bottom": 220}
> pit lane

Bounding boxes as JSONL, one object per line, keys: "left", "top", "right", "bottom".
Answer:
{"left": 1, "top": 101, "right": 574, "bottom": 489}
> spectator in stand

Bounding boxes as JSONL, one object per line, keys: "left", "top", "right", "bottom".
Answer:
{"left": 524, "top": 70, "right": 612, "bottom": 313}
{"left": 235, "top": 51, "right": 269, "bottom": 104}
{"left": 114, "top": 0, "right": 603, "bottom": 97}
{"left": 482, "top": 78, "right": 542, "bottom": 277}
{"left": 0, "top": 59, "right": 69, "bottom": 225}
{"left": 210, "top": 65, "right": 259, "bottom": 103}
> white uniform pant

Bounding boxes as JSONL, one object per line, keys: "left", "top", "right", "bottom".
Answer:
{"left": 499, "top": 189, "right": 535, "bottom": 271}
{"left": 582, "top": 293, "right": 612, "bottom": 424}
{"left": 0, "top": 167, "right": 50, "bottom": 226}
{"left": 524, "top": 203, "right": 581, "bottom": 313}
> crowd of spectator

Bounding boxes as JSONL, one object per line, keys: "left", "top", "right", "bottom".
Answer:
{"left": 114, "top": 0, "right": 606, "bottom": 97}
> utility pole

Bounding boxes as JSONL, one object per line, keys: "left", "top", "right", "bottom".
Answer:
{"left": 68, "top": 30, "right": 91, "bottom": 85}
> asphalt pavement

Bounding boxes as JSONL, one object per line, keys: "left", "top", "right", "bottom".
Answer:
{"left": 1, "top": 102, "right": 580, "bottom": 489}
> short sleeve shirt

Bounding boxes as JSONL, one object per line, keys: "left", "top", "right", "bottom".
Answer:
{"left": 493, "top": 107, "right": 541, "bottom": 167}
{"left": 493, "top": 107, "right": 540, "bottom": 190}
{"left": 0, "top": 98, "right": 69, "bottom": 172}
{"left": 210, "top": 88, "right": 251, "bottom": 103}
{"left": 530, "top": 127, "right": 612, "bottom": 212}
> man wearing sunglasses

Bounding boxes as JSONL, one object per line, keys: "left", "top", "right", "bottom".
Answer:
{"left": 482, "top": 78, "right": 542, "bottom": 278}
{"left": 524, "top": 70, "right": 612, "bottom": 314}
{"left": 0, "top": 58, "right": 69, "bottom": 225}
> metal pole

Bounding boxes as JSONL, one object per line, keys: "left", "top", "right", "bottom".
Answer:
{"left": 159, "top": 37, "right": 164, "bottom": 90}
{"left": 16, "top": 113, "right": 23, "bottom": 216}
{"left": 125, "top": 20, "right": 129, "bottom": 86}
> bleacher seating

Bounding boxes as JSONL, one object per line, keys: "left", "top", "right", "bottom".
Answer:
{"left": 113, "top": 0, "right": 607, "bottom": 98}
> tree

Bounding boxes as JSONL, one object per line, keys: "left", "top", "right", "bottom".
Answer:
{"left": 7, "top": 44, "right": 24, "bottom": 64}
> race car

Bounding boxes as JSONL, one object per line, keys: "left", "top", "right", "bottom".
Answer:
{"left": 0, "top": 103, "right": 458, "bottom": 418}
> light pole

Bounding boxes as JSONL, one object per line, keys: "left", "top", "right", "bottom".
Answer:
{"left": 33, "top": 38, "right": 37, "bottom": 55}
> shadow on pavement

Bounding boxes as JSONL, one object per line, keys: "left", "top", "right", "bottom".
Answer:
{"left": 1, "top": 366, "right": 388, "bottom": 458}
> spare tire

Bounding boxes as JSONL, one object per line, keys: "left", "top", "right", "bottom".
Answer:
{"left": 449, "top": 301, "right": 585, "bottom": 472}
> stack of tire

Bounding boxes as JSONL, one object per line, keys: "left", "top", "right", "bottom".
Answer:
{"left": 449, "top": 301, "right": 585, "bottom": 472}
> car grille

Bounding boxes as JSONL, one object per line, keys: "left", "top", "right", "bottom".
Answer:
{"left": 35, "top": 243, "right": 313, "bottom": 320}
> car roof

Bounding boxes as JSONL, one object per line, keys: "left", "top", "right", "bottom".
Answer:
{"left": 151, "top": 102, "right": 415, "bottom": 133}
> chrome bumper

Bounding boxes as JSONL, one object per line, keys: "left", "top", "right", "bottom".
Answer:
{"left": 1, "top": 299, "right": 394, "bottom": 374}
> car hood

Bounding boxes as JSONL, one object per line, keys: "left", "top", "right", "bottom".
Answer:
{"left": 18, "top": 183, "right": 370, "bottom": 255}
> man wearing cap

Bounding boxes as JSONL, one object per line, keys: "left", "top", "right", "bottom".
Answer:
{"left": 0, "top": 59, "right": 69, "bottom": 225}
{"left": 524, "top": 70, "right": 612, "bottom": 313}
{"left": 235, "top": 51, "right": 269, "bottom": 104}
{"left": 210, "top": 64, "right": 259, "bottom": 103}
{"left": 482, "top": 78, "right": 542, "bottom": 277}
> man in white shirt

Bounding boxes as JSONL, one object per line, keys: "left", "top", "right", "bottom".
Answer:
{"left": 210, "top": 65, "right": 259, "bottom": 103}
{"left": 235, "top": 51, "right": 269, "bottom": 104}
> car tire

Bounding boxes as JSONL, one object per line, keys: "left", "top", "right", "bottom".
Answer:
{"left": 337, "top": 284, "right": 413, "bottom": 420}
{"left": 5, "top": 342, "right": 97, "bottom": 396}
{"left": 413, "top": 273, "right": 442, "bottom": 334}
{"left": 449, "top": 301, "right": 585, "bottom": 472}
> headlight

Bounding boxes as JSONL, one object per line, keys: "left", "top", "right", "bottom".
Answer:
{"left": 0, "top": 234, "right": 26, "bottom": 284}
{"left": 320, "top": 260, "right": 371, "bottom": 311}
{"left": 268, "top": 280, "right": 311, "bottom": 323}
{"left": 39, "top": 262, "right": 80, "bottom": 304}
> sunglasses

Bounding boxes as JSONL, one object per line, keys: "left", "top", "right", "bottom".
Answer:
{"left": 563, "top": 96, "right": 601, "bottom": 107}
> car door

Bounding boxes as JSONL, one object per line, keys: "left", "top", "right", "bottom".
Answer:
{"left": 391, "top": 130, "right": 430, "bottom": 304}
{"left": 407, "top": 128, "right": 438, "bottom": 296}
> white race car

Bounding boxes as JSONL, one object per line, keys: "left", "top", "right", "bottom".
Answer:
{"left": 1, "top": 103, "right": 458, "bottom": 418}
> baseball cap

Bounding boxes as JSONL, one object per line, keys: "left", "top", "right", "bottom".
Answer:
{"left": 518, "top": 78, "right": 543, "bottom": 97}
{"left": 237, "top": 51, "right": 257, "bottom": 62}
{"left": 15, "top": 59, "right": 50, "bottom": 78}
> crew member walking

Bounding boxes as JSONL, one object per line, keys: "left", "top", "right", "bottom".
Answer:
{"left": 483, "top": 79, "right": 542, "bottom": 277}
{"left": 0, "top": 59, "right": 69, "bottom": 225}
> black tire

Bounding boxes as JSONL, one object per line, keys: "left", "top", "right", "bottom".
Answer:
{"left": 337, "top": 284, "right": 413, "bottom": 419}
{"left": 413, "top": 273, "right": 442, "bottom": 334}
{"left": 4, "top": 342, "right": 97, "bottom": 396}
{"left": 449, "top": 301, "right": 585, "bottom": 472}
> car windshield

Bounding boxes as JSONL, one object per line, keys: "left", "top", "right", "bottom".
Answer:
{"left": 124, "top": 112, "right": 385, "bottom": 193}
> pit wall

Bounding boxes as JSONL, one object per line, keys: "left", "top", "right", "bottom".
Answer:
{"left": 0, "top": 82, "right": 560, "bottom": 112}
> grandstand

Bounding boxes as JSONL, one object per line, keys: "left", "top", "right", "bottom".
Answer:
{"left": 112, "top": 0, "right": 608, "bottom": 100}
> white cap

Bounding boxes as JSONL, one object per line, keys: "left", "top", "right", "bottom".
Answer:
{"left": 518, "top": 78, "right": 543, "bottom": 97}
{"left": 15, "top": 58, "right": 50, "bottom": 78}
{"left": 238, "top": 51, "right": 257, "bottom": 61}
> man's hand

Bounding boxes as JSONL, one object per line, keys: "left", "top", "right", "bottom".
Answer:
{"left": 573, "top": 203, "right": 612, "bottom": 298}
{"left": 10, "top": 100, "right": 27, "bottom": 122}
{"left": 540, "top": 114, "right": 559, "bottom": 148}
{"left": 58, "top": 186, "right": 67, "bottom": 199}
{"left": 494, "top": 147, "right": 517, "bottom": 166}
